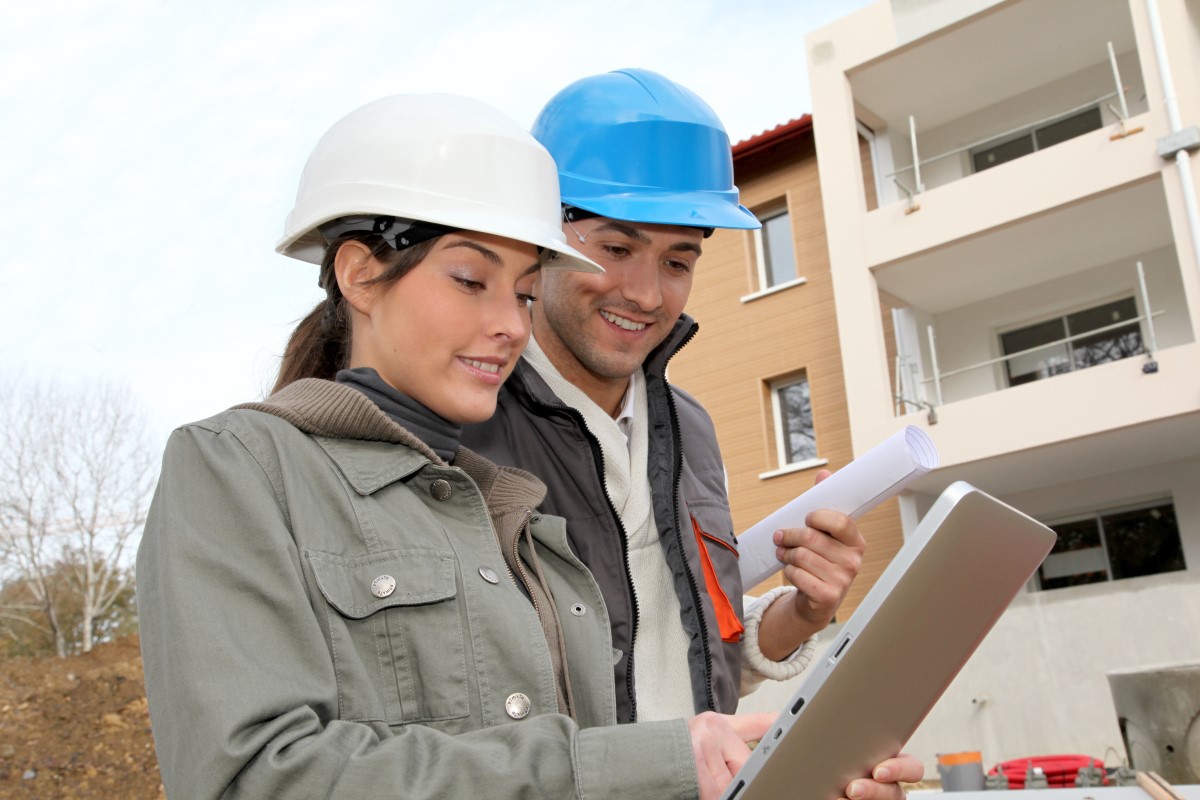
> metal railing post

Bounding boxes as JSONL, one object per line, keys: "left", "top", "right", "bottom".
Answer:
{"left": 1107, "top": 41, "right": 1131, "bottom": 129}
{"left": 909, "top": 115, "right": 925, "bottom": 194}
{"left": 1136, "top": 260, "right": 1159, "bottom": 354}
{"left": 894, "top": 355, "right": 904, "bottom": 416}
{"left": 1107, "top": 41, "right": 1130, "bottom": 121}
{"left": 926, "top": 324, "right": 943, "bottom": 406}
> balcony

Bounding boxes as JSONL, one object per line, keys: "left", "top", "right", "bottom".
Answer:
{"left": 876, "top": 178, "right": 1194, "bottom": 411}
{"left": 851, "top": 0, "right": 1146, "bottom": 210}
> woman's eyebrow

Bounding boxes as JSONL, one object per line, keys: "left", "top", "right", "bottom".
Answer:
{"left": 444, "top": 239, "right": 502, "bottom": 264}
{"left": 446, "top": 239, "right": 541, "bottom": 276}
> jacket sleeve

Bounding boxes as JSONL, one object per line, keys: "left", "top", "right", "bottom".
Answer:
{"left": 137, "top": 423, "right": 697, "bottom": 800}
{"left": 738, "top": 587, "right": 819, "bottom": 696}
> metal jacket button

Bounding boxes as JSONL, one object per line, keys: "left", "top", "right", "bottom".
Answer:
{"left": 430, "top": 479, "right": 452, "bottom": 501}
{"left": 505, "top": 692, "right": 531, "bottom": 720}
{"left": 478, "top": 566, "right": 499, "bottom": 585}
{"left": 570, "top": 603, "right": 586, "bottom": 616}
{"left": 371, "top": 575, "right": 396, "bottom": 598}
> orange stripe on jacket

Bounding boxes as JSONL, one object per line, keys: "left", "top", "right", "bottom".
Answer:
{"left": 691, "top": 515, "right": 744, "bottom": 643}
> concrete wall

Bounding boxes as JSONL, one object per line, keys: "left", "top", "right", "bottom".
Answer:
{"left": 891, "top": 0, "right": 1006, "bottom": 45}
{"left": 741, "top": 457, "right": 1200, "bottom": 776}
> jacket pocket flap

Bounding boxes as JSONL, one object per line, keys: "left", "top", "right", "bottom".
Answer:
{"left": 307, "top": 550, "right": 457, "bottom": 619}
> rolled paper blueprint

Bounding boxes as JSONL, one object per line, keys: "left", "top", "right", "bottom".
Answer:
{"left": 738, "top": 426, "right": 939, "bottom": 587}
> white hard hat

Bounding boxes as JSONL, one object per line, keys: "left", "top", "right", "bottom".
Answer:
{"left": 277, "top": 94, "right": 602, "bottom": 274}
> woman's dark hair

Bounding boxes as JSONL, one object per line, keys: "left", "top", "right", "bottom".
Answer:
{"left": 272, "top": 234, "right": 438, "bottom": 393}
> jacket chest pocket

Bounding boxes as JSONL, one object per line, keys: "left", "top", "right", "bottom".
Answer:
{"left": 307, "top": 549, "right": 469, "bottom": 725}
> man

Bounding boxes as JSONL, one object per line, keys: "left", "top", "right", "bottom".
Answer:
{"left": 463, "top": 69, "right": 919, "bottom": 798}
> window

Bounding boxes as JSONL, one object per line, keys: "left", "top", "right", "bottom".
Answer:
{"left": 771, "top": 374, "right": 816, "bottom": 467}
{"left": 1037, "top": 501, "right": 1186, "bottom": 590}
{"left": 971, "top": 106, "right": 1103, "bottom": 173}
{"left": 754, "top": 207, "right": 798, "bottom": 290}
{"left": 1000, "top": 297, "right": 1144, "bottom": 387}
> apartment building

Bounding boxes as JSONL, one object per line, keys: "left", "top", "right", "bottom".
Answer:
{"left": 684, "top": 0, "right": 1200, "bottom": 777}
{"left": 670, "top": 117, "right": 906, "bottom": 613}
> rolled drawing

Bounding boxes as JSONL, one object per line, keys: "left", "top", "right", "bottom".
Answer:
{"left": 738, "top": 426, "right": 939, "bottom": 587}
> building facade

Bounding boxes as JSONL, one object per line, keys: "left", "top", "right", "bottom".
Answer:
{"left": 670, "top": 118, "right": 906, "bottom": 612}
{"left": 688, "top": 0, "right": 1200, "bottom": 778}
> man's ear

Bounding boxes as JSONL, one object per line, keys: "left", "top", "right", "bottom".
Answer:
{"left": 333, "top": 240, "right": 382, "bottom": 316}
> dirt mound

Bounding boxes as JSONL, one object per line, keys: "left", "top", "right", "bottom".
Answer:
{"left": 0, "top": 634, "right": 162, "bottom": 799}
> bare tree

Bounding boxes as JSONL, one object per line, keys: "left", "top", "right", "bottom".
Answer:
{"left": 0, "top": 377, "right": 157, "bottom": 656}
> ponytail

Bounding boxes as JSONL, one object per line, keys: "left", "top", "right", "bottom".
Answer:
{"left": 272, "top": 300, "right": 344, "bottom": 393}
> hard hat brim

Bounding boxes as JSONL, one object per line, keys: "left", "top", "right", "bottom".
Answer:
{"left": 560, "top": 187, "right": 762, "bottom": 232}
{"left": 276, "top": 182, "right": 603, "bottom": 274}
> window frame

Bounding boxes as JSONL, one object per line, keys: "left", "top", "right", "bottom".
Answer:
{"left": 970, "top": 104, "right": 1104, "bottom": 173}
{"left": 749, "top": 203, "right": 800, "bottom": 295}
{"left": 760, "top": 373, "right": 826, "bottom": 479}
{"left": 996, "top": 294, "right": 1145, "bottom": 387}
{"left": 1035, "top": 498, "right": 1186, "bottom": 591}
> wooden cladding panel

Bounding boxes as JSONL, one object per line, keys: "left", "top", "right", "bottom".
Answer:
{"left": 671, "top": 143, "right": 902, "bottom": 616}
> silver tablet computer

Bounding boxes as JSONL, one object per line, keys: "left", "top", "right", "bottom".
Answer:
{"left": 723, "top": 481, "right": 1056, "bottom": 800}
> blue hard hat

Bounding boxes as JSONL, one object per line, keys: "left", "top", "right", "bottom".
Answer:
{"left": 532, "top": 68, "right": 761, "bottom": 231}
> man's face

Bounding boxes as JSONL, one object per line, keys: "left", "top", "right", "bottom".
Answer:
{"left": 532, "top": 217, "right": 702, "bottom": 392}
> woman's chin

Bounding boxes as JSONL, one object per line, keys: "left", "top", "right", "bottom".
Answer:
{"left": 429, "top": 395, "right": 499, "bottom": 426}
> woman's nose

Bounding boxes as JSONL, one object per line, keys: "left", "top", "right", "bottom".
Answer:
{"left": 487, "top": 293, "right": 532, "bottom": 341}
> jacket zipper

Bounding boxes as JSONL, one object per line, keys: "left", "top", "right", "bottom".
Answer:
{"left": 660, "top": 324, "right": 716, "bottom": 713}
{"left": 529, "top": 394, "right": 642, "bottom": 723}
{"left": 510, "top": 508, "right": 539, "bottom": 617}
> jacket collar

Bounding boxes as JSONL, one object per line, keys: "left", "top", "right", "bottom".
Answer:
{"left": 237, "top": 379, "right": 547, "bottom": 501}
{"left": 645, "top": 312, "right": 699, "bottom": 378}
{"left": 238, "top": 379, "right": 443, "bottom": 459}
{"left": 235, "top": 379, "right": 440, "bottom": 494}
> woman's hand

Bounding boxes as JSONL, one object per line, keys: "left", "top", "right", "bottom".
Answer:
{"left": 687, "top": 711, "right": 775, "bottom": 800}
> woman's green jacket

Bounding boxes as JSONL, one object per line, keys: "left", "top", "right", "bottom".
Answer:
{"left": 137, "top": 379, "right": 697, "bottom": 800}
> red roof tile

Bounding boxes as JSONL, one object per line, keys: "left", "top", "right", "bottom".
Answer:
{"left": 732, "top": 115, "right": 813, "bottom": 162}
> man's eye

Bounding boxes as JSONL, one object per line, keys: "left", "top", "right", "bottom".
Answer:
{"left": 666, "top": 259, "right": 692, "bottom": 273}
{"left": 600, "top": 245, "right": 631, "bottom": 259}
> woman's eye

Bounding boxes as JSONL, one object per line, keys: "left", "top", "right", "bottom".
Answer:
{"left": 517, "top": 292, "right": 538, "bottom": 307}
{"left": 453, "top": 276, "right": 484, "bottom": 292}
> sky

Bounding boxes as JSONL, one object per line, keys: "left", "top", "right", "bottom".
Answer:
{"left": 0, "top": 0, "right": 875, "bottom": 449}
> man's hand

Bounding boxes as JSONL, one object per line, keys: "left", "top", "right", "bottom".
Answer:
{"left": 840, "top": 753, "right": 925, "bottom": 800}
{"left": 687, "top": 711, "right": 774, "bottom": 800}
{"left": 758, "top": 469, "right": 866, "bottom": 660}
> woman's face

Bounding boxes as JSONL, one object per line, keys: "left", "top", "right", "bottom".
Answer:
{"left": 346, "top": 232, "right": 540, "bottom": 424}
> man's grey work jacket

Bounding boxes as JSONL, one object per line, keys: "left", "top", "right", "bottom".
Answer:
{"left": 136, "top": 380, "right": 698, "bottom": 800}
{"left": 462, "top": 314, "right": 745, "bottom": 723}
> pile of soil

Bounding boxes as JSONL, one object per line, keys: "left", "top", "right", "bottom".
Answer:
{"left": 0, "top": 634, "right": 162, "bottom": 799}
{"left": 0, "top": 634, "right": 938, "bottom": 798}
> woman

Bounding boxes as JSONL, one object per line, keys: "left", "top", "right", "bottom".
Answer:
{"left": 136, "top": 93, "right": 774, "bottom": 800}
